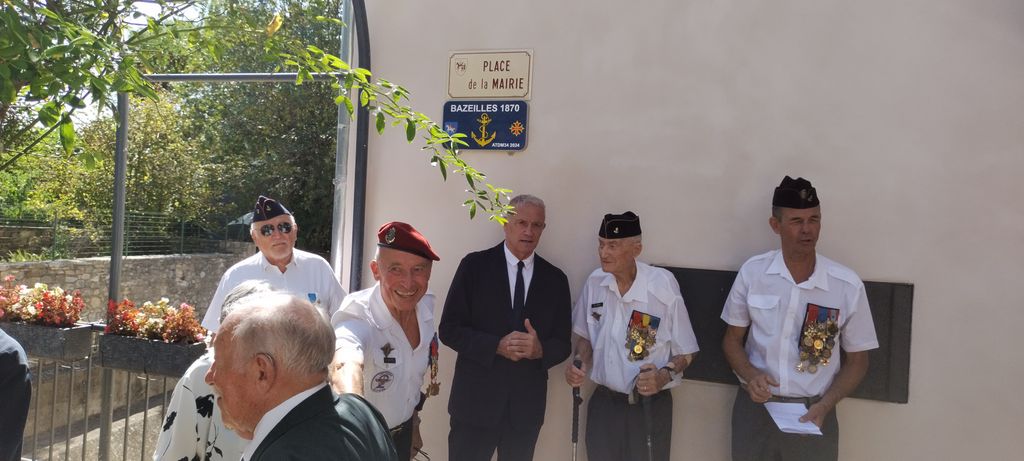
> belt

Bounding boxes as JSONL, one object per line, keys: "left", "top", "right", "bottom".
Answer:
{"left": 593, "top": 385, "right": 666, "bottom": 405}
{"left": 740, "top": 384, "right": 822, "bottom": 406}
{"left": 389, "top": 415, "right": 414, "bottom": 438}
{"left": 767, "top": 394, "right": 822, "bottom": 406}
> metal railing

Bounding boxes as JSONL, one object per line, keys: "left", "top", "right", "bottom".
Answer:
{"left": 17, "top": 327, "right": 185, "bottom": 461}
{"left": 0, "top": 211, "right": 234, "bottom": 261}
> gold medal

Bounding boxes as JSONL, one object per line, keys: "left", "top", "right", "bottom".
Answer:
{"left": 633, "top": 344, "right": 643, "bottom": 354}
{"left": 813, "top": 339, "right": 824, "bottom": 350}
{"left": 808, "top": 364, "right": 818, "bottom": 373}
{"left": 822, "top": 349, "right": 832, "bottom": 359}
{"left": 427, "top": 382, "right": 440, "bottom": 396}
{"left": 803, "top": 336, "right": 814, "bottom": 347}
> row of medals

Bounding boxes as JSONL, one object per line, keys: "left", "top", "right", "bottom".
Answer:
{"left": 796, "top": 319, "right": 839, "bottom": 373}
{"left": 627, "top": 327, "right": 656, "bottom": 361}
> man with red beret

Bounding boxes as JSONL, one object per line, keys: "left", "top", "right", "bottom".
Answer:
{"left": 202, "top": 195, "right": 346, "bottom": 332}
{"left": 330, "top": 222, "right": 441, "bottom": 460}
{"left": 722, "top": 176, "right": 878, "bottom": 461}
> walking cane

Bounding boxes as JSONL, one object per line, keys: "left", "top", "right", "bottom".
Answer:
{"left": 640, "top": 368, "right": 655, "bottom": 461}
{"left": 571, "top": 358, "right": 583, "bottom": 461}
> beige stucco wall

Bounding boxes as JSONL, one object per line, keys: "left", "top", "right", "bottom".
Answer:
{"left": 351, "top": 1, "right": 1024, "bottom": 459}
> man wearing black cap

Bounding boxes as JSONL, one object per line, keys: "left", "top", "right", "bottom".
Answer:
{"left": 202, "top": 195, "right": 346, "bottom": 332}
{"left": 439, "top": 194, "right": 572, "bottom": 461}
{"left": 331, "top": 222, "right": 441, "bottom": 459}
{"left": 565, "top": 211, "right": 699, "bottom": 461}
{"left": 721, "top": 176, "right": 878, "bottom": 461}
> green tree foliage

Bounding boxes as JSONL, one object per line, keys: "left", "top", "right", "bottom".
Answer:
{"left": 172, "top": 0, "right": 349, "bottom": 253}
{"left": 0, "top": 1, "right": 221, "bottom": 164}
{"left": 68, "top": 93, "right": 218, "bottom": 223}
{"left": 2, "top": 0, "right": 512, "bottom": 258}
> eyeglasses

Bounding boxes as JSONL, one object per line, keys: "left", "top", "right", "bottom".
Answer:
{"left": 259, "top": 222, "right": 293, "bottom": 237}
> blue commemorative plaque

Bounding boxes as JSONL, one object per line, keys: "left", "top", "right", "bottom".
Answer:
{"left": 442, "top": 100, "right": 528, "bottom": 151}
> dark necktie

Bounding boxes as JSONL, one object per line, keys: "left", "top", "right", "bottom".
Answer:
{"left": 513, "top": 260, "right": 525, "bottom": 327}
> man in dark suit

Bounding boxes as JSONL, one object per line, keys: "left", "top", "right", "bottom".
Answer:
{"left": 205, "top": 293, "right": 398, "bottom": 461}
{"left": 440, "top": 194, "right": 572, "bottom": 461}
{"left": 0, "top": 329, "right": 31, "bottom": 461}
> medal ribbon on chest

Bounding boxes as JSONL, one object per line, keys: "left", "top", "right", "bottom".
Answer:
{"left": 625, "top": 310, "right": 660, "bottom": 361}
{"left": 426, "top": 333, "right": 441, "bottom": 396}
{"left": 796, "top": 303, "right": 840, "bottom": 373}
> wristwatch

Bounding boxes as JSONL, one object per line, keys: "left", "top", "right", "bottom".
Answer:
{"left": 660, "top": 361, "right": 676, "bottom": 376}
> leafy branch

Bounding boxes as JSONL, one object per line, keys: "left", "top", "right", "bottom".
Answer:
{"left": 0, "top": 1, "right": 514, "bottom": 223}
{"left": 273, "top": 32, "right": 513, "bottom": 223}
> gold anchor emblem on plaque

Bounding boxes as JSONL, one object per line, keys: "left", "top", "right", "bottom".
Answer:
{"left": 471, "top": 113, "right": 497, "bottom": 147}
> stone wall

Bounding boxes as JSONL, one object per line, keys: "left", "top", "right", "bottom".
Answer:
{"left": 0, "top": 242, "right": 253, "bottom": 322}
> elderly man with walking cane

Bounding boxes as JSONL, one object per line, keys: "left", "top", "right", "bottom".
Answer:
{"left": 565, "top": 211, "right": 699, "bottom": 461}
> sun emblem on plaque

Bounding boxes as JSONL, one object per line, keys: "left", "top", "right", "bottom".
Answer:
{"left": 509, "top": 120, "right": 524, "bottom": 136}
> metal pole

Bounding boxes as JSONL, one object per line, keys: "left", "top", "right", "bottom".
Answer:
{"left": 100, "top": 91, "right": 130, "bottom": 461}
{"left": 329, "top": 0, "right": 354, "bottom": 285}
{"left": 145, "top": 72, "right": 340, "bottom": 83}
{"left": 348, "top": 0, "right": 371, "bottom": 291}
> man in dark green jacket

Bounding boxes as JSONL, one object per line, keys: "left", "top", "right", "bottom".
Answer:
{"left": 205, "top": 292, "right": 397, "bottom": 461}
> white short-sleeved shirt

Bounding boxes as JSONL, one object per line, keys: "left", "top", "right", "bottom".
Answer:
{"left": 332, "top": 284, "right": 434, "bottom": 428}
{"left": 721, "top": 250, "right": 879, "bottom": 398}
{"left": 201, "top": 249, "right": 346, "bottom": 332}
{"left": 572, "top": 261, "right": 700, "bottom": 394}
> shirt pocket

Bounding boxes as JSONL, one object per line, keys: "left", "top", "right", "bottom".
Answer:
{"left": 746, "top": 294, "right": 781, "bottom": 333}
{"left": 585, "top": 302, "right": 607, "bottom": 326}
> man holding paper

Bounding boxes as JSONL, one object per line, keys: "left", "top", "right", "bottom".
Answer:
{"left": 721, "top": 176, "right": 879, "bottom": 461}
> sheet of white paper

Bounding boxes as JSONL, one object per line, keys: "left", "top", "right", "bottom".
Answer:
{"left": 763, "top": 402, "right": 823, "bottom": 435}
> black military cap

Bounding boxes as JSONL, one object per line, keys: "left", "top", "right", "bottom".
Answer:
{"left": 253, "top": 195, "right": 292, "bottom": 222}
{"left": 772, "top": 176, "right": 820, "bottom": 209}
{"left": 599, "top": 211, "right": 641, "bottom": 239}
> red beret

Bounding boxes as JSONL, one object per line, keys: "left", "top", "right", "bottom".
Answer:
{"left": 377, "top": 222, "right": 440, "bottom": 261}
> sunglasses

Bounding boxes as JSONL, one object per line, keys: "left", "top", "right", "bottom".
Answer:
{"left": 259, "top": 222, "right": 293, "bottom": 237}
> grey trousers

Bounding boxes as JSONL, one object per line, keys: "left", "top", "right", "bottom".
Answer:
{"left": 731, "top": 387, "right": 839, "bottom": 461}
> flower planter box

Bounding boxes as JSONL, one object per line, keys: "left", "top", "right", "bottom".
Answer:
{"left": 0, "top": 322, "right": 93, "bottom": 361}
{"left": 99, "top": 334, "right": 206, "bottom": 377}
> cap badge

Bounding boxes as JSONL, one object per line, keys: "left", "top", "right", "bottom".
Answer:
{"left": 613, "top": 226, "right": 619, "bottom": 234}
{"left": 265, "top": 205, "right": 271, "bottom": 212}
{"left": 799, "top": 189, "right": 808, "bottom": 200}
{"left": 385, "top": 227, "right": 397, "bottom": 244}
